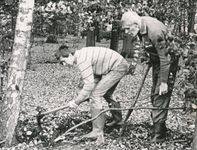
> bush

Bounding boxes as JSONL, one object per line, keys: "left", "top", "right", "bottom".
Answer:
{"left": 100, "top": 30, "right": 111, "bottom": 40}
{"left": 45, "top": 35, "right": 58, "bottom": 43}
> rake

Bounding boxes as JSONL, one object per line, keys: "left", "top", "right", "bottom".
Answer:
{"left": 36, "top": 104, "right": 69, "bottom": 129}
{"left": 120, "top": 63, "right": 151, "bottom": 136}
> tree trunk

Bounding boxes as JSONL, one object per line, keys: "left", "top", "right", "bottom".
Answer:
{"left": 192, "top": 112, "right": 197, "bottom": 150}
{"left": 53, "top": 21, "right": 57, "bottom": 35}
{"left": 0, "top": 0, "right": 34, "bottom": 147}
{"left": 178, "top": 1, "right": 182, "bottom": 34}
{"left": 121, "top": 34, "right": 135, "bottom": 58}
{"left": 183, "top": 1, "right": 186, "bottom": 35}
{"left": 86, "top": 29, "right": 95, "bottom": 47}
{"left": 110, "top": 20, "right": 119, "bottom": 51}
{"left": 96, "top": 21, "right": 100, "bottom": 42}
{"left": 187, "top": 0, "right": 196, "bottom": 33}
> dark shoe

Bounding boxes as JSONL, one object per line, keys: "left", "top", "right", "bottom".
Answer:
{"left": 106, "top": 120, "right": 124, "bottom": 126}
{"left": 150, "top": 123, "right": 167, "bottom": 133}
{"left": 149, "top": 122, "right": 167, "bottom": 143}
{"left": 106, "top": 101, "right": 123, "bottom": 126}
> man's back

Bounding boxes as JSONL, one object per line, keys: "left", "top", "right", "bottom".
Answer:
{"left": 76, "top": 47, "right": 124, "bottom": 75}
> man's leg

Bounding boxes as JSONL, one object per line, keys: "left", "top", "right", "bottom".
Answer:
{"left": 150, "top": 55, "right": 179, "bottom": 142}
{"left": 149, "top": 63, "right": 169, "bottom": 142}
{"left": 82, "top": 103, "right": 105, "bottom": 139}
{"left": 103, "top": 82, "right": 123, "bottom": 126}
{"left": 83, "top": 69, "right": 127, "bottom": 138}
{"left": 83, "top": 75, "right": 105, "bottom": 139}
{"left": 103, "top": 59, "right": 129, "bottom": 126}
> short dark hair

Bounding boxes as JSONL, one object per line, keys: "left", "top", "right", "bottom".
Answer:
{"left": 59, "top": 45, "right": 74, "bottom": 56}
{"left": 55, "top": 45, "right": 72, "bottom": 59}
{"left": 59, "top": 45, "right": 69, "bottom": 51}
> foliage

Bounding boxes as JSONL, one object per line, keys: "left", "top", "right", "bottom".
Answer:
{"left": 0, "top": 0, "right": 18, "bottom": 108}
{"left": 183, "top": 41, "right": 197, "bottom": 89}
{"left": 0, "top": 0, "right": 197, "bottom": 149}
{"left": 32, "top": 0, "right": 128, "bottom": 36}
{"left": 33, "top": 1, "right": 74, "bottom": 35}
{"left": 99, "top": 30, "right": 111, "bottom": 40}
{"left": 0, "top": 0, "right": 18, "bottom": 53}
{"left": 45, "top": 35, "right": 58, "bottom": 43}
{"left": 31, "top": 0, "right": 196, "bottom": 38}
{"left": 15, "top": 110, "right": 91, "bottom": 147}
{"left": 139, "top": 0, "right": 196, "bottom": 34}
{"left": 3, "top": 37, "right": 191, "bottom": 149}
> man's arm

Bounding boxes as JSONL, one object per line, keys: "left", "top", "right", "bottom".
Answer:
{"left": 152, "top": 33, "right": 171, "bottom": 83}
{"left": 151, "top": 33, "right": 171, "bottom": 95}
{"left": 75, "top": 62, "right": 95, "bottom": 105}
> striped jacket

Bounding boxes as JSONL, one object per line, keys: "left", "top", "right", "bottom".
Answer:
{"left": 74, "top": 47, "right": 128, "bottom": 104}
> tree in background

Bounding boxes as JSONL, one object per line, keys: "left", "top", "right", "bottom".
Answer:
{"left": 187, "top": 0, "right": 196, "bottom": 33}
{"left": 0, "top": 0, "right": 18, "bottom": 57}
{"left": 143, "top": 0, "right": 197, "bottom": 35}
{"left": 34, "top": 1, "right": 74, "bottom": 43}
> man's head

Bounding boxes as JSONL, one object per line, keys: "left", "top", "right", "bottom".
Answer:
{"left": 55, "top": 45, "right": 75, "bottom": 65}
{"left": 121, "top": 11, "right": 141, "bottom": 36}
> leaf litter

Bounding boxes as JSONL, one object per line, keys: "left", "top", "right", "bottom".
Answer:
{"left": 11, "top": 37, "right": 195, "bottom": 150}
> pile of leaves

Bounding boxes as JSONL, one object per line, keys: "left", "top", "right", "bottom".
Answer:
{"left": 15, "top": 108, "right": 92, "bottom": 147}
{"left": 14, "top": 111, "right": 193, "bottom": 149}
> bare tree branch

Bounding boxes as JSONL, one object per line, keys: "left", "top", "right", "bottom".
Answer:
{"left": 54, "top": 106, "right": 183, "bottom": 142}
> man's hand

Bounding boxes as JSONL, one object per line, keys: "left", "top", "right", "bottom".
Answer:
{"left": 159, "top": 82, "right": 168, "bottom": 95}
{"left": 78, "top": 80, "right": 84, "bottom": 89}
{"left": 67, "top": 100, "right": 78, "bottom": 108}
{"left": 128, "top": 64, "right": 136, "bottom": 75}
{"left": 140, "top": 50, "right": 150, "bottom": 65}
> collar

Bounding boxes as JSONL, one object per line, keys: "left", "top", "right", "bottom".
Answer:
{"left": 140, "top": 18, "right": 147, "bottom": 35}
{"left": 74, "top": 50, "right": 79, "bottom": 64}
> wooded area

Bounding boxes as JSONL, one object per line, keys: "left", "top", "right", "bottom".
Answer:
{"left": 0, "top": 0, "right": 197, "bottom": 149}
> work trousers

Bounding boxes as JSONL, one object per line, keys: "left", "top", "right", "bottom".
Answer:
{"left": 89, "top": 59, "right": 129, "bottom": 109}
{"left": 151, "top": 53, "right": 179, "bottom": 123}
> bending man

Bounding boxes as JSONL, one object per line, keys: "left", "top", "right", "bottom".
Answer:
{"left": 55, "top": 45, "right": 130, "bottom": 139}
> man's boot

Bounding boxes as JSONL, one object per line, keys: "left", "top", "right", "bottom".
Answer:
{"left": 106, "top": 101, "right": 123, "bottom": 126}
{"left": 149, "top": 122, "right": 167, "bottom": 142}
{"left": 150, "top": 123, "right": 167, "bottom": 134}
{"left": 83, "top": 107, "right": 105, "bottom": 139}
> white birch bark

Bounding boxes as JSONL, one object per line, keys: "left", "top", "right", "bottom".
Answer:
{"left": 0, "top": 0, "right": 35, "bottom": 147}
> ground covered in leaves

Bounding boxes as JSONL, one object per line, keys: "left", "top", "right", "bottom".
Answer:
{"left": 3, "top": 36, "right": 196, "bottom": 149}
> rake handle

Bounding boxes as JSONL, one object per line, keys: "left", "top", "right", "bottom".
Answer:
{"left": 120, "top": 64, "right": 151, "bottom": 136}
{"left": 37, "top": 104, "right": 69, "bottom": 118}
{"left": 36, "top": 104, "right": 70, "bottom": 129}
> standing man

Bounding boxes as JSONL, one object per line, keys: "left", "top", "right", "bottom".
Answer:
{"left": 55, "top": 45, "right": 130, "bottom": 140}
{"left": 121, "top": 11, "right": 179, "bottom": 142}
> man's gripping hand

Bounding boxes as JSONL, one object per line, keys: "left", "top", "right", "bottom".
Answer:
{"left": 67, "top": 100, "right": 78, "bottom": 108}
{"left": 159, "top": 82, "right": 168, "bottom": 95}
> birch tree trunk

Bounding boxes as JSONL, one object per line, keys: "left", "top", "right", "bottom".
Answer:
{"left": 0, "top": 0, "right": 34, "bottom": 147}
{"left": 192, "top": 112, "right": 197, "bottom": 150}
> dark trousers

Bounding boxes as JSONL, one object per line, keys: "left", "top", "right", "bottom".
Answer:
{"left": 151, "top": 53, "right": 179, "bottom": 123}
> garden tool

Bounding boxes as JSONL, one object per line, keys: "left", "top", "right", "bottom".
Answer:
{"left": 36, "top": 104, "right": 70, "bottom": 129}
{"left": 120, "top": 63, "right": 151, "bottom": 136}
{"left": 36, "top": 98, "right": 89, "bottom": 129}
